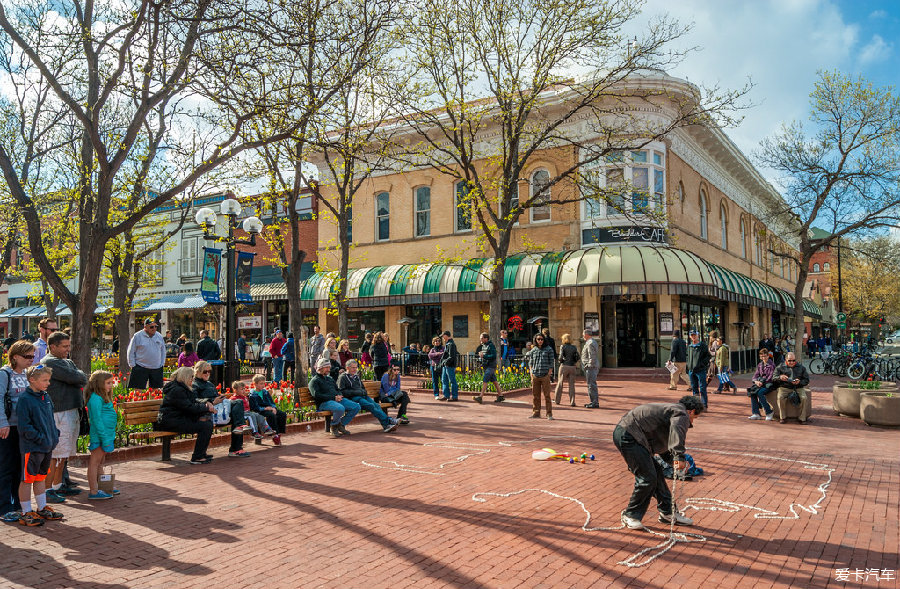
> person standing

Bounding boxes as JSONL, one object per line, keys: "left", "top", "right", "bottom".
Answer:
{"left": 270, "top": 329, "right": 286, "bottom": 383}
{"left": 32, "top": 317, "right": 58, "bottom": 365}
{"left": 499, "top": 329, "right": 512, "bottom": 369}
{"left": 196, "top": 330, "right": 221, "bottom": 361}
{"left": 438, "top": 331, "right": 459, "bottom": 402}
{"left": 41, "top": 331, "right": 87, "bottom": 503}
{"left": 542, "top": 328, "right": 557, "bottom": 382}
{"left": 126, "top": 318, "right": 167, "bottom": 390}
{"left": 527, "top": 333, "right": 555, "bottom": 420}
{"left": 427, "top": 336, "right": 444, "bottom": 400}
{"left": 714, "top": 337, "right": 734, "bottom": 393}
{"left": 474, "top": 332, "right": 503, "bottom": 404}
{"left": 667, "top": 330, "right": 689, "bottom": 391}
{"left": 282, "top": 332, "right": 296, "bottom": 382}
{"left": 237, "top": 333, "right": 247, "bottom": 362}
{"left": 360, "top": 332, "right": 374, "bottom": 366}
{"left": 685, "top": 330, "right": 711, "bottom": 408}
{"left": 308, "top": 325, "right": 325, "bottom": 368}
{"left": 0, "top": 340, "right": 35, "bottom": 521}
{"left": 554, "top": 333, "right": 579, "bottom": 407}
{"left": 581, "top": 329, "right": 600, "bottom": 409}
{"left": 613, "top": 396, "right": 704, "bottom": 530}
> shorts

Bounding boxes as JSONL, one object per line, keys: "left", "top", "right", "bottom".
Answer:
{"left": 482, "top": 367, "right": 497, "bottom": 383}
{"left": 88, "top": 440, "right": 115, "bottom": 453}
{"left": 128, "top": 365, "right": 164, "bottom": 389}
{"left": 21, "top": 451, "right": 51, "bottom": 483}
{"left": 52, "top": 408, "right": 79, "bottom": 459}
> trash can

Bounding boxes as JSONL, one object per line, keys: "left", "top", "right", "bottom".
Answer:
{"left": 209, "top": 360, "right": 225, "bottom": 387}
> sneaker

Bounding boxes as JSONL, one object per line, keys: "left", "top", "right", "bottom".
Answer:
{"left": 233, "top": 425, "right": 251, "bottom": 434}
{"left": 330, "top": 428, "right": 343, "bottom": 438}
{"left": 765, "top": 413, "right": 774, "bottom": 421}
{"left": 570, "top": 402, "right": 576, "bottom": 407}
{"left": 546, "top": 415, "right": 554, "bottom": 421}
{"left": 584, "top": 403, "right": 599, "bottom": 409}
{"left": 36, "top": 506, "right": 64, "bottom": 520}
{"left": 112, "top": 489, "right": 121, "bottom": 495}
{"left": 438, "top": 397, "right": 449, "bottom": 402}
{"left": 44, "top": 490, "right": 66, "bottom": 504}
{"left": 18, "top": 511, "right": 44, "bottom": 527}
{"left": 399, "top": 416, "right": 410, "bottom": 425}
{"left": 748, "top": 414, "right": 761, "bottom": 420}
{"left": 494, "top": 395, "right": 505, "bottom": 403}
{"left": 263, "top": 429, "right": 276, "bottom": 436}
{"left": 272, "top": 434, "right": 282, "bottom": 446}
{"left": 228, "top": 450, "right": 251, "bottom": 457}
{"left": 189, "top": 457, "right": 212, "bottom": 465}
{"left": 447, "top": 398, "right": 458, "bottom": 402}
{"left": 383, "top": 422, "right": 398, "bottom": 433}
{"left": 204, "top": 454, "right": 214, "bottom": 460}
{"left": 434, "top": 395, "right": 440, "bottom": 400}
{"left": 621, "top": 512, "right": 644, "bottom": 530}
{"left": 473, "top": 396, "right": 483, "bottom": 404}
{"left": 57, "top": 486, "right": 82, "bottom": 496}
{"left": 2, "top": 510, "right": 22, "bottom": 523}
{"left": 88, "top": 491, "right": 114, "bottom": 501}
{"left": 779, "top": 419, "right": 786, "bottom": 424}
{"left": 336, "top": 423, "right": 351, "bottom": 435}
{"left": 528, "top": 414, "right": 540, "bottom": 419}
{"left": 658, "top": 511, "right": 694, "bottom": 526}
{"left": 252, "top": 432, "right": 264, "bottom": 440}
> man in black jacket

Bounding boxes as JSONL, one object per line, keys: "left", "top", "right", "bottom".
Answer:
{"left": 685, "top": 330, "right": 711, "bottom": 408}
{"left": 667, "top": 330, "right": 689, "bottom": 391}
{"left": 196, "top": 330, "right": 221, "bottom": 361}
{"left": 439, "top": 331, "right": 459, "bottom": 401}
{"left": 772, "top": 352, "right": 812, "bottom": 424}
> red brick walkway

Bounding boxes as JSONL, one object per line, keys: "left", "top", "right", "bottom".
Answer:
{"left": 2, "top": 376, "right": 898, "bottom": 589}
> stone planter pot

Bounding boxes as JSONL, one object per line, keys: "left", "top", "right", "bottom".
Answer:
{"left": 833, "top": 383, "right": 897, "bottom": 417}
{"left": 860, "top": 392, "right": 900, "bottom": 427}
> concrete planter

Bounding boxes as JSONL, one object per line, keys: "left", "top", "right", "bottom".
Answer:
{"left": 832, "top": 382, "right": 897, "bottom": 417}
{"left": 860, "top": 392, "right": 900, "bottom": 427}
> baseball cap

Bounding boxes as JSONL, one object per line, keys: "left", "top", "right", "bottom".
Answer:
{"left": 688, "top": 329, "right": 699, "bottom": 335}
{"left": 144, "top": 317, "right": 157, "bottom": 326}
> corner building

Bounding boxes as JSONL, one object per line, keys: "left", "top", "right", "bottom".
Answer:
{"left": 304, "top": 73, "right": 820, "bottom": 371}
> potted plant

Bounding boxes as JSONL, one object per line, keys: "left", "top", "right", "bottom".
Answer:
{"left": 832, "top": 380, "right": 896, "bottom": 418}
{"left": 860, "top": 391, "right": 900, "bottom": 427}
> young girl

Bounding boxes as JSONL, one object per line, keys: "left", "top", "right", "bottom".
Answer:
{"left": 176, "top": 341, "right": 200, "bottom": 368}
{"left": 85, "top": 371, "right": 118, "bottom": 500}
{"left": 230, "top": 381, "right": 275, "bottom": 441}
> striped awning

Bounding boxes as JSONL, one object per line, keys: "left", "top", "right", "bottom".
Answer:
{"left": 776, "top": 289, "right": 822, "bottom": 319}
{"left": 707, "top": 264, "right": 781, "bottom": 310}
{"left": 251, "top": 282, "right": 288, "bottom": 301}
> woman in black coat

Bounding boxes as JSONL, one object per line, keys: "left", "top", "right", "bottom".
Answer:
{"left": 371, "top": 332, "right": 391, "bottom": 381}
{"left": 157, "top": 367, "right": 216, "bottom": 464}
{"left": 191, "top": 361, "right": 251, "bottom": 457}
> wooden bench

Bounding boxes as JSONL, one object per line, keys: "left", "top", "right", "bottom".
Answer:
{"left": 122, "top": 398, "right": 244, "bottom": 461}
{"left": 298, "top": 382, "right": 395, "bottom": 433}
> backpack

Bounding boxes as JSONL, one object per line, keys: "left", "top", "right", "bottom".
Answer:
{"left": 1, "top": 366, "right": 13, "bottom": 419}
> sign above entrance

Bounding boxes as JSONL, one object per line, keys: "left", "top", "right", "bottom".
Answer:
{"left": 582, "top": 225, "right": 667, "bottom": 245}
{"left": 237, "top": 316, "right": 262, "bottom": 330}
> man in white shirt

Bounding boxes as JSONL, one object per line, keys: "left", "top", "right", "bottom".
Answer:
{"left": 127, "top": 317, "right": 167, "bottom": 389}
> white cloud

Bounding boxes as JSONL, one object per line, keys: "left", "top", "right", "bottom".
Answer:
{"left": 859, "top": 34, "right": 893, "bottom": 64}
{"left": 869, "top": 9, "right": 888, "bottom": 19}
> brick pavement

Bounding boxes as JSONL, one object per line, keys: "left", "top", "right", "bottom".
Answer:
{"left": 1, "top": 375, "right": 897, "bottom": 589}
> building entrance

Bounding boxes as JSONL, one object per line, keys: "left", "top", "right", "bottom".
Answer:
{"left": 615, "top": 303, "right": 657, "bottom": 367}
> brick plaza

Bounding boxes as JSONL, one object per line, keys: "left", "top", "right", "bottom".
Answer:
{"left": 2, "top": 374, "right": 898, "bottom": 589}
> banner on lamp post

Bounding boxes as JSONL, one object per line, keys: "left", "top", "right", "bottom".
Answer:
{"left": 235, "top": 251, "right": 255, "bottom": 302}
{"left": 200, "top": 247, "right": 222, "bottom": 303}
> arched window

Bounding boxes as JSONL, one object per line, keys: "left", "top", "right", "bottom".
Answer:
{"left": 740, "top": 219, "right": 747, "bottom": 259}
{"left": 455, "top": 181, "right": 472, "bottom": 232}
{"left": 530, "top": 169, "right": 551, "bottom": 222}
{"left": 375, "top": 191, "right": 390, "bottom": 241}
{"left": 813, "top": 263, "right": 821, "bottom": 273}
{"left": 754, "top": 228, "right": 763, "bottom": 265}
{"left": 823, "top": 262, "right": 831, "bottom": 271}
{"left": 720, "top": 204, "right": 728, "bottom": 249}
{"left": 699, "top": 189, "right": 708, "bottom": 240}
{"left": 415, "top": 186, "right": 430, "bottom": 237}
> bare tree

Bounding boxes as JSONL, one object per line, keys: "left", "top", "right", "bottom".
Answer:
{"left": 758, "top": 71, "right": 900, "bottom": 359}
{"left": 391, "top": 0, "right": 747, "bottom": 341}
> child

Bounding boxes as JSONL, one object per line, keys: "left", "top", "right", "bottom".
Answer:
{"left": 85, "top": 371, "right": 118, "bottom": 500}
{"left": 230, "top": 381, "right": 275, "bottom": 443}
{"left": 249, "top": 375, "right": 286, "bottom": 446}
{"left": 16, "top": 365, "right": 62, "bottom": 526}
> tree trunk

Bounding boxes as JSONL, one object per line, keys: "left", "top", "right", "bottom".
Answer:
{"left": 337, "top": 229, "right": 351, "bottom": 341}
{"left": 488, "top": 265, "right": 504, "bottom": 343}
{"left": 793, "top": 265, "right": 810, "bottom": 362}
{"left": 70, "top": 265, "right": 103, "bottom": 373}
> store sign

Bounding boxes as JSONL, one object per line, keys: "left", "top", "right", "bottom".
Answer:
{"left": 238, "top": 316, "right": 262, "bottom": 330}
{"left": 659, "top": 312, "right": 674, "bottom": 335}
{"left": 582, "top": 225, "right": 667, "bottom": 245}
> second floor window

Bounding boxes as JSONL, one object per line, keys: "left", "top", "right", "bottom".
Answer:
{"left": 455, "top": 181, "right": 472, "bottom": 232}
{"left": 179, "top": 235, "right": 200, "bottom": 278}
{"left": 813, "top": 263, "right": 820, "bottom": 272}
{"left": 376, "top": 192, "right": 390, "bottom": 241}
{"left": 824, "top": 262, "right": 831, "bottom": 271}
{"left": 740, "top": 219, "right": 747, "bottom": 259}
{"left": 699, "top": 190, "right": 708, "bottom": 240}
{"left": 531, "top": 169, "right": 551, "bottom": 222}
{"left": 755, "top": 230, "right": 763, "bottom": 266}
{"left": 346, "top": 203, "right": 352, "bottom": 243}
{"left": 415, "top": 186, "right": 430, "bottom": 237}
{"left": 720, "top": 205, "right": 728, "bottom": 249}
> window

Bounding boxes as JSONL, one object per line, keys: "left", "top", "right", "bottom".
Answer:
{"left": 455, "top": 181, "right": 472, "bottom": 232}
{"left": 720, "top": 204, "right": 728, "bottom": 249}
{"left": 754, "top": 229, "right": 762, "bottom": 265}
{"left": 632, "top": 167, "right": 649, "bottom": 212}
{"left": 699, "top": 190, "right": 708, "bottom": 240}
{"left": 780, "top": 256, "right": 785, "bottom": 277}
{"left": 179, "top": 235, "right": 201, "bottom": 278}
{"left": 740, "top": 219, "right": 747, "bottom": 259}
{"left": 630, "top": 150, "right": 663, "bottom": 214}
{"left": 606, "top": 167, "right": 626, "bottom": 213}
{"left": 530, "top": 169, "right": 551, "bottom": 222}
{"left": 499, "top": 183, "right": 520, "bottom": 224}
{"left": 415, "top": 187, "right": 430, "bottom": 237}
{"left": 376, "top": 192, "right": 390, "bottom": 241}
{"left": 813, "top": 263, "right": 820, "bottom": 273}
{"left": 823, "top": 262, "right": 831, "bottom": 271}
{"left": 346, "top": 203, "right": 352, "bottom": 243}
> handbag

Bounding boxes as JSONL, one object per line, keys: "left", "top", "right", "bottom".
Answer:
{"left": 788, "top": 390, "right": 801, "bottom": 406}
{"left": 211, "top": 401, "right": 232, "bottom": 425}
{"left": 78, "top": 406, "right": 90, "bottom": 436}
{"left": 746, "top": 384, "right": 759, "bottom": 397}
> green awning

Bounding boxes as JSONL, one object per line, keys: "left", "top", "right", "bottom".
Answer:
{"left": 707, "top": 264, "right": 781, "bottom": 309}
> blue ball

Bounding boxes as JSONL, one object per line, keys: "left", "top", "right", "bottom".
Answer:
{"left": 590, "top": 454, "right": 595, "bottom": 461}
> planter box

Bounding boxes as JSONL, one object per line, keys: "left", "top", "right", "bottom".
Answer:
{"left": 833, "top": 382, "right": 897, "bottom": 418}
{"left": 860, "top": 392, "right": 900, "bottom": 427}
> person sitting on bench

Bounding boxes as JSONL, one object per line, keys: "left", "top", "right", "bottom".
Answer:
{"left": 337, "top": 360, "right": 397, "bottom": 433}
{"left": 157, "top": 367, "right": 216, "bottom": 465}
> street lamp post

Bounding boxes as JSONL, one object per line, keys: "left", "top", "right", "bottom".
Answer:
{"left": 195, "top": 199, "right": 263, "bottom": 386}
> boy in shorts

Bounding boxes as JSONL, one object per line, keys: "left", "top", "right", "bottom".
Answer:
{"left": 15, "top": 365, "right": 62, "bottom": 526}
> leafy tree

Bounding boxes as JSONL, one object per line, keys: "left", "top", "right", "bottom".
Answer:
{"left": 839, "top": 236, "right": 900, "bottom": 333}
{"left": 759, "top": 72, "right": 900, "bottom": 358}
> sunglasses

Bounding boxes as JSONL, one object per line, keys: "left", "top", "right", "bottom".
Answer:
{"left": 201, "top": 370, "right": 212, "bottom": 374}
{"left": 23, "top": 355, "right": 35, "bottom": 360}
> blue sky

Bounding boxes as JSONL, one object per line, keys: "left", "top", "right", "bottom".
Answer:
{"left": 636, "top": 0, "right": 900, "bottom": 162}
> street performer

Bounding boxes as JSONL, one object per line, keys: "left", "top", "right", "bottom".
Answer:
{"left": 613, "top": 396, "right": 705, "bottom": 530}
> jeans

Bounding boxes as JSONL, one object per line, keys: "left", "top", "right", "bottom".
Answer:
{"left": 284, "top": 360, "right": 295, "bottom": 382}
{"left": 0, "top": 427, "right": 21, "bottom": 513}
{"left": 228, "top": 401, "right": 246, "bottom": 452}
{"left": 531, "top": 374, "right": 552, "bottom": 416}
{"left": 158, "top": 416, "right": 215, "bottom": 461}
{"left": 441, "top": 367, "right": 458, "bottom": 400}
{"left": 430, "top": 366, "right": 442, "bottom": 398}
{"left": 263, "top": 408, "right": 287, "bottom": 434}
{"left": 688, "top": 370, "right": 708, "bottom": 407}
{"left": 318, "top": 399, "right": 361, "bottom": 427}
{"left": 584, "top": 366, "right": 599, "bottom": 404}
{"left": 554, "top": 365, "right": 577, "bottom": 404}
{"left": 272, "top": 357, "right": 284, "bottom": 382}
{"left": 613, "top": 425, "right": 673, "bottom": 520}
{"left": 750, "top": 385, "right": 773, "bottom": 416}
{"left": 347, "top": 395, "right": 391, "bottom": 427}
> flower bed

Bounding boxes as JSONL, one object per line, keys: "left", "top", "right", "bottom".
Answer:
{"left": 419, "top": 366, "right": 532, "bottom": 392}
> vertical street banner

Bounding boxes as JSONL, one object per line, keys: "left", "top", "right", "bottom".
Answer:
{"left": 235, "top": 251, "right": 255, "bottom": 302}
{"left": 201, "top": 247, "right": 222, "bottom": 303}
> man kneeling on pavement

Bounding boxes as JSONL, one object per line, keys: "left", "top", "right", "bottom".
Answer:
{"left": 772, "top": 352, "right": 812, "bottom": 425}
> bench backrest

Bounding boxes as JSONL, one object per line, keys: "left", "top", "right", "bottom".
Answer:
{"left": 364, "top": 380, "right": 381, "bottom": 399}
{"left": 121, "top": 399, "right": 163, "bottom": 426}
{"left": 296, "top": 387, "right": 315, "bottom": 409}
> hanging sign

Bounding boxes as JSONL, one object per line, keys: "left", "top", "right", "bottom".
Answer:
{"left": 201, "top": 248, "right": 222, "bottom": 303}
{"left": 235, "top": 251, "right": 256, "bottom": 302}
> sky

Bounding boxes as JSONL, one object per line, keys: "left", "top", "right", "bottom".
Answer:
{"left": 634, "top": 0, "right": 900, "bottom": 166}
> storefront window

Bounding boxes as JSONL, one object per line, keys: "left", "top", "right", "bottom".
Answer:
{"left": 680, "top": 300, "right": 723, "bottom": 340}
{"left": 347, "top": 310, "right": 385, "bottom": 348}
{"left": 503, "top": 300, "right": 549, "bottom": 353}
{"left": 405, "top": 305, "right": 442, "bottom": 348}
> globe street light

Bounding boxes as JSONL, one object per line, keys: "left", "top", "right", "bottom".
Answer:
{"left": 196, "top": 198, "right": 262, "bottom": 385}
